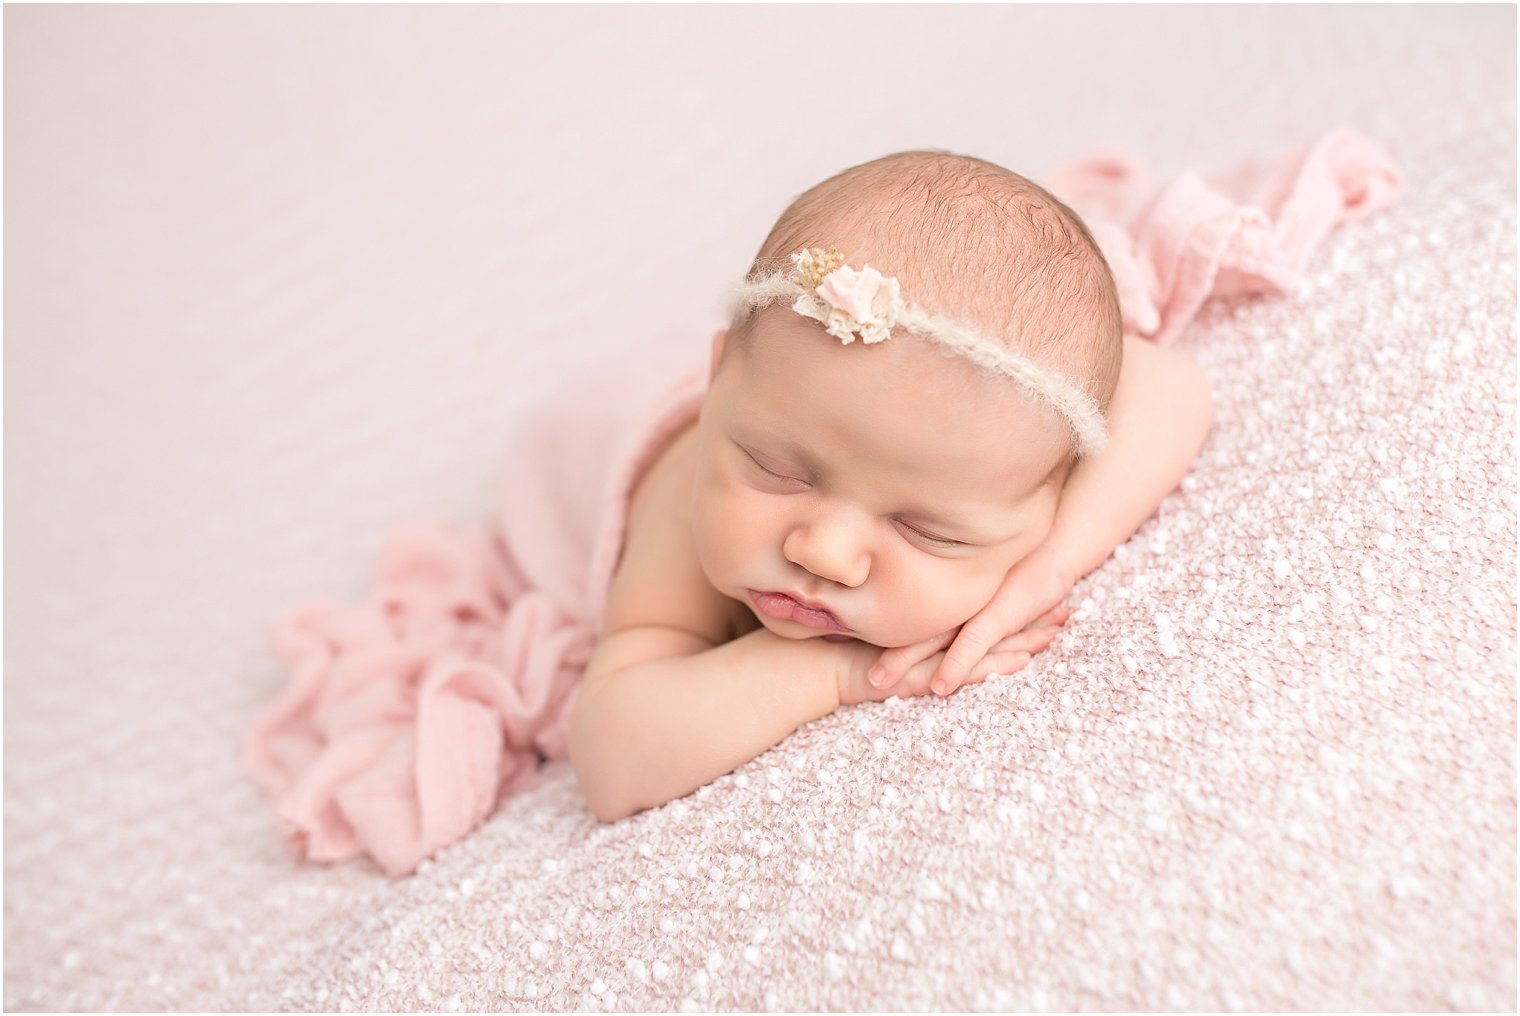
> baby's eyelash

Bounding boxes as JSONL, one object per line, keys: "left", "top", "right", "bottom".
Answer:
{"left": 742, "top": 447, "right": 805, "bottom": 484}
{"left": 748, "top": 453, "right": 784, "bottom": 477}
{"left": 897, "top": 521, "right": 964, "bottom": 548}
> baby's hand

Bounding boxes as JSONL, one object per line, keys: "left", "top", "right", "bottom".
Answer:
{"left": 866, "top": 541, "right": 1077, "bottom": 697}
{"left": 836, "top": 636, "right": 1041, "bottom": 709}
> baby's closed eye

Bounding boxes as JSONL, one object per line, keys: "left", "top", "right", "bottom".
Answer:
{"left": 892, "top": 519, "right": 967, "bottom": 549}
{"left": 739, "top": 446, "right": 809, "bottom": 489}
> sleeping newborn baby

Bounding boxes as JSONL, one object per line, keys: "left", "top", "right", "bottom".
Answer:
{"left": 250, "top": 137, "right": 1394, "bottom": 873}
{"left": 568, "top": 151, "right": 1213, "bottom": 820}
{"left": 249, "top": 144, "right": 1264, "bottom": 876}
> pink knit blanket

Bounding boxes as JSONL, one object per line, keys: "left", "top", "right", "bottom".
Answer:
{"left": 244, "top": 130, "right": 1401, "bottom": 877}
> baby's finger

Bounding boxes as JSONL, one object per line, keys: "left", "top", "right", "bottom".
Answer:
{"left": 930, "top": 613, "right": 1010, "bottom": 695}
{"left": 934, "top": 640, "right": 1038, "bottom": 696}
{"left": 989, "top": 622, "right": 1065, "bottom": 658}
{"left": 966, "top": 651, "right": 1032, "bottom": 686}
{"left": 870, "top": 628, "right": 957, "bottom": 689}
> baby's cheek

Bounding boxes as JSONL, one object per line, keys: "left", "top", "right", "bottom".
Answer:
{"left": 688, "top": 483, "right": 723, "bottom": 571}
{"left": 852, "top": 562, "right": 939, "bottom": 645}
{"left": 691, "top": 477, "right": 757, "bottom": 584}
{"left": 909, "top": 558, "right": 1006, "bottom": 633}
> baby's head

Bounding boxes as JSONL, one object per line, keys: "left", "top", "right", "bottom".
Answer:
{"left": 692, "top": 150, "right": 1123, "bottom": 649}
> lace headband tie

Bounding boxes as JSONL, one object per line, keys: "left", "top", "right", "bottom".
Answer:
{"left": 729, "top": 247, "right": 1109, "bottom": 457}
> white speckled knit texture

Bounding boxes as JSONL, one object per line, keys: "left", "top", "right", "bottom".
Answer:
{"left": 5, "top": 6, "right": 1515, "bottom": 1011}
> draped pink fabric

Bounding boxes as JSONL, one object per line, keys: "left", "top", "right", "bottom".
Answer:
{"left": 244, "top": 130, "right": 1401, "bottom": 876}
{"left": 1047, "top": 127, "right": 1402, "bottom": 343}
{"left": 244, "top": 339, "right": 709, "bottom": 875}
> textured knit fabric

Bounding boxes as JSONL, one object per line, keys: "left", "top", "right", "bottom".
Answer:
{"left": 5, "top": 7, "right": 1513, "bottom": 1011}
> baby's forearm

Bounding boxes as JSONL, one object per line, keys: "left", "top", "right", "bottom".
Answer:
{"left": 1049, "top": 336, "right": 1213, "bottom": 581}
{"left": 568, "top": 629, "right": 864, "bottom": 822}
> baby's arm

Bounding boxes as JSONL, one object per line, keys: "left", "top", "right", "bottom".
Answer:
{"left": 1043, "top": 334, "right": 1214, "bottom": 581}
{"left": 872, "top": 335, "right": 1213, "bottom": 693}
{"left": 570, "top": 620, "right": 1038, "bottom": 819}
{"left": 569, "top": 626, "right": 859, "bottom": 822}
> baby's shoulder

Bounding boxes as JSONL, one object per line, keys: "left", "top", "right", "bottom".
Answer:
{"left": 604, "top": 421, "right": 751, "bottom": 644}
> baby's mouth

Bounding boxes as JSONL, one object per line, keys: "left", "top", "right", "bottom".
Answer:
{"left": 746, "top": 590, "right": 851, "bottom": 634}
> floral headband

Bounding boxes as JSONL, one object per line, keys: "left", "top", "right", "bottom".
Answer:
{"left": 730, "top": 247, "right": 1109, "bottom": 457}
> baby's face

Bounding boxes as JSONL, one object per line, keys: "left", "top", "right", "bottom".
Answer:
{"left": 692, "top": 308, "right": 1072, "bottom": 649}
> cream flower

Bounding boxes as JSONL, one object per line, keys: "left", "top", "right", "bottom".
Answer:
{"left": 791, "top": 293, "right": 853, "bottom": 343}
{"left": 861, "top": 274, "right": 904, "bottom": 344}
{"left": 824, "top": 307, "right": 858, "bottom": 343}
{"left": 796, "top": 263, "right": 904, "bottom": 345}
{"left": 816, "top": 265, "right": 883, "bottom": 324}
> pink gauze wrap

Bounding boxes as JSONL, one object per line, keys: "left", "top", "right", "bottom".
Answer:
{"left": 1047, "top": 127, "right": 1402, "bottom": 344}
{"left": 243, "top": 129, "right": 1401, "bottom": 877}
{"left": 243, "top": 338, "right": 709, "bottom": 876}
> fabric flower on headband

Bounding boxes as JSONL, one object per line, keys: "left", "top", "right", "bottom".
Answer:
{"left": 790, "top": 247, "right": 905, "bottom": 345}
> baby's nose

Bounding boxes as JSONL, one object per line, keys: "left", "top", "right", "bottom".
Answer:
{"left": 783, "top": 510, "right": 870, "bottom": 588}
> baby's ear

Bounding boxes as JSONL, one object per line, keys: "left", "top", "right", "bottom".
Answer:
{"left": 708, "top": 329, "right": 729, "bottom": 381}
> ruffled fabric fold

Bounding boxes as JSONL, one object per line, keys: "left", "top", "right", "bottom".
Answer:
{"left": 1048, "top": 127, "right": 1402, "bottom": 343}
{"left": 243, "top": 522, "right": 587, "bottom": 876}
{"left": 244, "top": 344, "right": 708, "bottom": 876}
